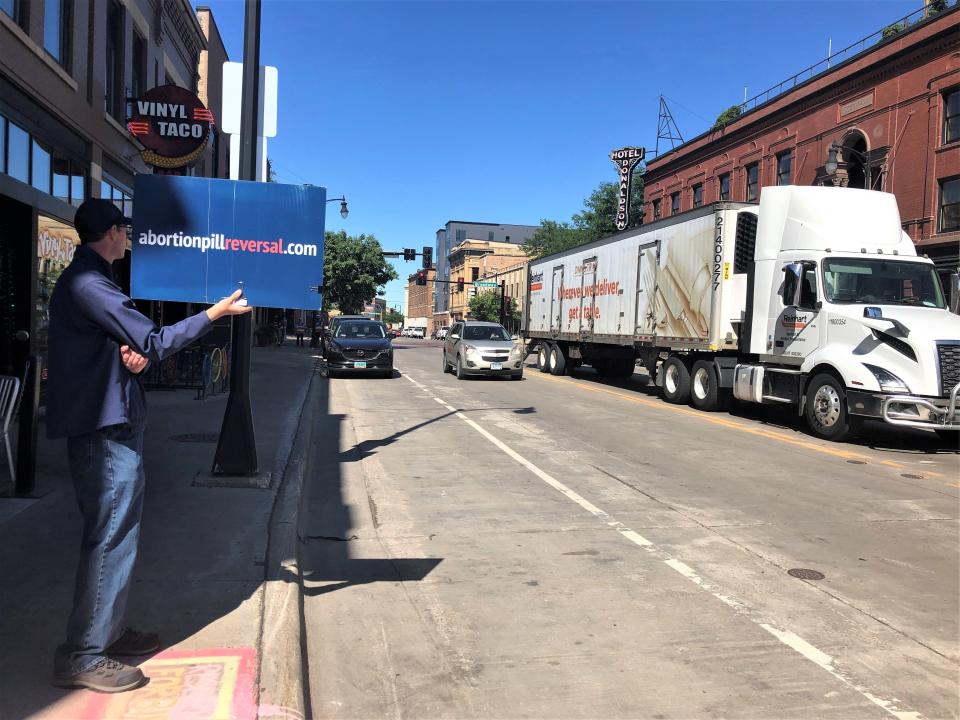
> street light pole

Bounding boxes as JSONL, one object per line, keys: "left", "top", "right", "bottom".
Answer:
{"left": 212, "top": 0, "right": 261, "bottom": 475}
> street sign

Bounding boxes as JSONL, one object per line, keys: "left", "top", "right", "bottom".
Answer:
{"left": 473, "top": 280, "right": 499, "bottom": 288}
{"left": 131, "top": 174, "right": 326, "bottom": 310}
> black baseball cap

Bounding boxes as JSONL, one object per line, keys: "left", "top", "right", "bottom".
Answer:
{"left": 74, "top": 198, "right": 133, "bottom": 234}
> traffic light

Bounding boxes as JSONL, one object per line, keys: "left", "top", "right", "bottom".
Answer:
{"left": 457, "top": 277, "right": 464, "bottom": 292}
{"left": 403, "top": 248, "right": 416, "bottom": 261}
{"left": 415, "top": 270, "right": 427, "bottom": 286}
{"left": 422, "top": 246, "right": 432, "bottom": 269}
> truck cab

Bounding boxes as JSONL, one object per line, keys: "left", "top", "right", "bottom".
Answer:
{"left": 742, "top": 187, "right": 960, "bottom": 439}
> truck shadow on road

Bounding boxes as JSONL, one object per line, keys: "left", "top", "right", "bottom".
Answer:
{"left": 561, "top": 365, "right": 955, "bottom": 455}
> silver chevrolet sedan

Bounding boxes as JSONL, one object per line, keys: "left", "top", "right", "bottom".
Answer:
{"left": 442, "top": 320, "right": 524, "bottom": 380}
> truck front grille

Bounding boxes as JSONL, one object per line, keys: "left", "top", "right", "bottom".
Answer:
{"left": 938, "top": 342, "right": 960, "bottom": 396}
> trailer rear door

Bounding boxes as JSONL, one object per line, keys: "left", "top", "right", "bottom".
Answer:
{"left": 550, "top": 265, "right": 564, "bottom": 333}
{"left": 635, "top": 240, "right": 659, "bottom": 338}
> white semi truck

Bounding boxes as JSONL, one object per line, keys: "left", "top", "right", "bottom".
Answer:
{"left": 523, "top": 186, "right": 960, "bottom": 441}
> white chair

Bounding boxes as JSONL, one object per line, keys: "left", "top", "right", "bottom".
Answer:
{"left": 0, "top": 375, "right": 21, "bottom": 485}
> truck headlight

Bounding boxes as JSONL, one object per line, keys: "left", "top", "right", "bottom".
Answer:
{"left": 863, "top": 363, "right": 910, "bottom": 394}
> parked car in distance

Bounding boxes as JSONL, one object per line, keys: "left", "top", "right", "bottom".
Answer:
{"left": 325, "top": 319, "right": 394, "bottom": 378}
{"left": 408, "top": 327, "right": 426, "bottom": 339}
{"left": 436, "top": 327, "right": 448, "bottom": 340}
{"left": 387, "top": 328, "right": 400, "bottom": 339}
{"left": 322, "top": 315, "right": 366, "bottom": 357}
{"left": 442, "top": 321, "right": 523, "bottom": 380}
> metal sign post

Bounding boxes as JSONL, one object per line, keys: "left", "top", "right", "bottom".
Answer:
{"left": 213, "top": 0, "right": 261, "bottom": 476}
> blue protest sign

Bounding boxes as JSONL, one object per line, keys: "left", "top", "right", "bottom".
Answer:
{"left": 131, "top": 175, "right": 325, "bottom": 310}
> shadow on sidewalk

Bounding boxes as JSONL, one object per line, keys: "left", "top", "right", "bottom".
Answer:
{"left": 0, "top": 346, "right": 316, "bottom": 719}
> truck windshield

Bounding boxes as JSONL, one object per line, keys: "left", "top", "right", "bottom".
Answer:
{"left": 822, "top": 258, "right": 946, "bottom": 309}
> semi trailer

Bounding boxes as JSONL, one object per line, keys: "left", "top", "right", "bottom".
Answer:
{"left": 523, "top": 186, "right": 960, "bottom": 441}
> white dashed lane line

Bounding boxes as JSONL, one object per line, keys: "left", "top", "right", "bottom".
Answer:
{"left": 400, "top": 369, "right": 925, "bottom": 720}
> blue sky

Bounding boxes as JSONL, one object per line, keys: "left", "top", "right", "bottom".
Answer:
{"left": 198, "top": 0, "right": 919, "bottom": 313}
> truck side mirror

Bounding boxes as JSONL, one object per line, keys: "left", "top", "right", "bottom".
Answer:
{"left": 782, "top": 263, "right": 803, "bottom": 307}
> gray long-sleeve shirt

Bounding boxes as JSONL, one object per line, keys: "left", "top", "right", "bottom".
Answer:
{"left": 46, "top": 245, "right": 213, "bottom": 438}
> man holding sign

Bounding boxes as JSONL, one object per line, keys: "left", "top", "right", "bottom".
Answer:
{"left": 47, "top": 198, "right": 252, "bottom": 693}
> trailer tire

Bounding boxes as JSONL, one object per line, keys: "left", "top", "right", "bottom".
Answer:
{"left": 548, "top": 344, "right": 567, "bottom": 376}
{"left": 690, "top": 360, "right": 723, "bottom": 411}
{"left": 537, "top": 343, "right": 551, "bottom": 373}
{"left": 804, "top": 373, "right": 856, "bottom": 441}
{"left": 662, "top": 356, "right": 691, "bottom": 404}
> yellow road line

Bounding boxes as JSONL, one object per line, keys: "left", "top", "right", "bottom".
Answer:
{"left": 527, "top": 371, "right": 957, "bottom": 489}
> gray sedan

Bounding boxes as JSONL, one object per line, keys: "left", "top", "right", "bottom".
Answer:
{"left": 442, "top": 321, "right": 524, "bottom": 380}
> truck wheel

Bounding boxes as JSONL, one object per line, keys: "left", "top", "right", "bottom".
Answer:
{"left": 805, "top": 373, "right": 855, "bottom": 441}
{"left": 690, "top": 360, "right": 722, "bottom": 411}
{"left": 662, "top": 356, "right": 691, "bottom": 404}
{"left": 548, "top": 344, "right": 567, "bottom": 376}
{"left": 537, "top": 343, "right": 551, "bottom": 373}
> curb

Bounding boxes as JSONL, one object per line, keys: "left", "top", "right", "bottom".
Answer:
{"left": 256, "top": 365, "right": 318, "bottom": 719}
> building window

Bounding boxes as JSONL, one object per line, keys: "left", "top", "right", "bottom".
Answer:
{"left": 471, "top": 266, "right": 479, "bottom": 281}
{"left": 939, "top": 177, "right": 960, "bottom": 233}
{"left": 456, "top": 229, "right": 466, "bottom": 242}
{"left": 32, "top": 141, "right": 51, "bottom": 193}
{"left": 105, "top": 1, "right": 124, "bottom": 120}
{"left": 6, "top": 121, "right": 29, "bottom": 183}
{"left": 745, "top": 163, "right": 759, "bottom": 202}
{"left": 777, "top": 152, "right": 792, "bottom": 186}
{"left": 944, "top": 88, "right": 960, "bottom": 145}
{"left": 488, "top": 231, "right": 494, "bottom": 241}
{"left": 101, "top": 179, "right": 132, "bottom": 216}
{"left": 43, "top": 0, "right": 71, "bottom": 69}
{"left": 719, "top": 173, "right": 730, "bottom": 201}
{"left": 670, "top": 192, "right": 680, "bottom": 215}
{"left": 1, "top": 0, "right": 27, "bottom": 29}
{"left": 692, "top": 183, "right": 703, "bottom": 208}
{"left": 132, "top": 30, "right": 147, "bottom": 99}
{"left": 652, "top": 198, "right": 661, "bottom": 220}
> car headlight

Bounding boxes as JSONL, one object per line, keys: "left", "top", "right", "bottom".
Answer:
{"left": 509, "top": 344, "right": 523, "bottom": 357}
{"left": 863, "top": 363, "right": 910, "bottom": 394}
{"left": 464, "top": 345, "right": 480, "bottom": 358}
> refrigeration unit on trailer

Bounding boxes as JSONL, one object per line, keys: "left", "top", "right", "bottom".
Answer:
{"left": 523, "top": 186, "right": 960, "bottom": 441}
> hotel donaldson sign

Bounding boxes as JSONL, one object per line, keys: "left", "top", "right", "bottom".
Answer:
{"left": 127, "top": 85, "right": 214, "bottom": 170}
{"left": 610, "top": 146, "right": 645, "bottom": 231}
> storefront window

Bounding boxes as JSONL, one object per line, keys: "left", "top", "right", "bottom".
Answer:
{"left": 32, "top": 140, "right": 51, "bottom": 193}
{"left": 7, "top": 121, "right": 29, "bottom": 183}
{"left": 36, "top": 214, "right": 81, "bottom": 384}
{"left": 53, "top": 157, "right": 70, "bottom": 202}
{"left": 70, "top": 170, "right": 85, "bottom": 206}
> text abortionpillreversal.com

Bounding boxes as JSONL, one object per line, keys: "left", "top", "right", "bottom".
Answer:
{"left": 137, "top": 230, "right": 318, "bottom": 257}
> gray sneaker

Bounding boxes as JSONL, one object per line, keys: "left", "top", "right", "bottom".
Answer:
{"left": 52, "top": 658, "right": 146, "bottom": 693}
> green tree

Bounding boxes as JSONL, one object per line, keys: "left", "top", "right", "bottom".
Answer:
{"left": 468, "top": 290, "right": 520, "bottom": 327}
{"left": 712, "top": 104, "right": 742, "bottom": 130}
{"left": 927, "top": 0, "right": 947, "bottom": 15}
{"left": 523, "top": 172, "right": 643, "bottom": 259}
{"left": 383, "top": 307, "right": 403, "bottom": 326}
{"left": 882, "top": 21, "right": 906, "bottom": 38}
{"left": 322, "top": 231, "right": 398, "bottom": 314}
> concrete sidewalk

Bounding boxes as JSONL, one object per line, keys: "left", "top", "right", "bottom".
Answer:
{"left": 0, "top": 344, "right": 317, "bottom": 720}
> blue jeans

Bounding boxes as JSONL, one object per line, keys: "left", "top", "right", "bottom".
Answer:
{"left": 54, "top": 424, "right": 145, "bottom": 675}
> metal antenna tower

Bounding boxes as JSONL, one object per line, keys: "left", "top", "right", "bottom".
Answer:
{"left": 655, "top": 95, "right": 684, "bottom": 157}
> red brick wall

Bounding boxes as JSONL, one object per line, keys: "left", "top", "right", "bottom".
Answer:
{"left": 643, "top": 9, "right": 960, "bottom": 260}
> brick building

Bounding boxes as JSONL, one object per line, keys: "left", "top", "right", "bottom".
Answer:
{"left": 406, "top": 266, "right": 436, "bottom": 332}
{"left": 447, "top": 239, "right": 529, "bottom": 322}
{"left": 643, "top": 3, "right": 959, "bottom": 291}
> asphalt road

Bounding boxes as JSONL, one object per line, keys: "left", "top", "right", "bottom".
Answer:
{"left": 299, "top": 342, "right": 959, "bottom": 720}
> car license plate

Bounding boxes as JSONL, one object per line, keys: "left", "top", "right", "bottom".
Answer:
{"left": 490, "top": 362, "right": 503, "bottom": 370}
{"left": 353, "top": 361, "right": 367, "bottom": 368}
